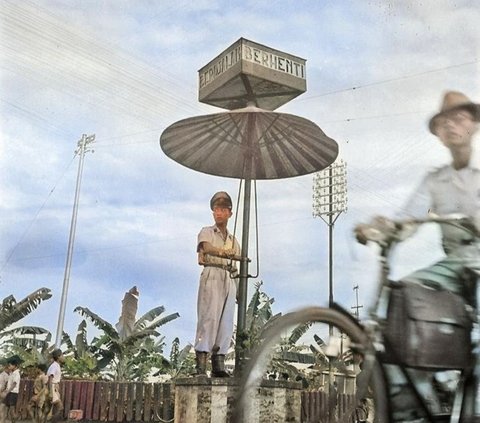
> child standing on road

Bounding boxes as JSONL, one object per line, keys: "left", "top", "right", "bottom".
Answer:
{"left": 28, "top": 363, "right": 48, "bottom": 423}
{"left": 0, "top": 362, "right": 10, "bottom": 423}
{"left": 3, "top": 355, "right": 23, "bottom": 423}
{"left": 46, "top": 349, "right": 64, "bottom": 423}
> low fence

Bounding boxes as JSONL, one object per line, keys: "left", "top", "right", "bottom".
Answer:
{"left": 16, "top": 379, "right": 174, "bottom": 422}
{"left": 16, "top": 379, "right": 354, "bottom": 422}
{"left": 301, "top": 391, "right": 357, "bottom": 422}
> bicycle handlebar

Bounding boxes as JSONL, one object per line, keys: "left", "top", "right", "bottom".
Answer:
{"left": 396, "top": 215, "right": 476, "bottom": 226}
{"left": 357, "top": 215, "right": 478, "bottom": 247}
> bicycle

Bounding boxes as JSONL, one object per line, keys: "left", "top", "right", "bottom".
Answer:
{"left": 233, "top": 217, "right": 479, "bottom": 422}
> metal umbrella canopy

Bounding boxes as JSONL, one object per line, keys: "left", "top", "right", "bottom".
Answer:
{"left": 160, "top": 105, "right": 338, "bottom": 180}
{"left": 160, "top": 105, "right": 339, "bottom": 372}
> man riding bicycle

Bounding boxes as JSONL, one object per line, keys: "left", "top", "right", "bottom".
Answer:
{"left": 356, "top": 91, "right": 480, "bottom": 421}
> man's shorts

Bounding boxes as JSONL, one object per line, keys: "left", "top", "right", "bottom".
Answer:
{"left": 4, "top": 392, "right": 18, "bottom": 407}
{"left": 51, "top": 383, "right": 62, "bottom": 405}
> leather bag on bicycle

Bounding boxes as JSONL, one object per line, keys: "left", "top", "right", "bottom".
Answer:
{"left": 383, "top": 281, "right": 472, "bottom": 370}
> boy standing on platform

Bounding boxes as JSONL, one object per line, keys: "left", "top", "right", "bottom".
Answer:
{"left": 194, "top": 191, "right": 241, "bottom": 377}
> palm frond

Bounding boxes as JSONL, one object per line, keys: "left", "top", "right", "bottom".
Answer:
{"left": 74, "top": 306, "right": 118, "bottom": 339}
{"left": 1, "top": 295, "right": 16, "bottom": 311}
{"left": 0, "top": 288, "right": 52, "bottom": 331}
{"left": 279, "top": 350, "right": 316, "bottom": 364}
{"left": 288, "top": 321, "right": 313, "bottom": 345}
{"left": 177, "top": 344, "right": 192, "bottom": 365}
{"left": 134, "top": 306, "right": 165, "bottom": 331}
{"left": 0, "top": 325, "right": 50, "bottom": 337}
{"left": 314, "top": 334, "right": 326, "bottom": 349}
{"left": 246, "top": 283, "right": 262, "bottom": 326}
{"left": 255, "top": 298, "right": 274, "bottom": 326}
{"left": 62, "top": 332, "right": 74, "bottom": 351}
{"left": 138, "top": 312, "right": 180, "bottom": 333}
{"left": 123, "top": 328, "right": 160, "bottom": 347}
{"left": 115, "top": 286, "right": 139, "bottom": 341}
{"left": 262, "top": 312, "right": 283, "bottom": 333}
{"left": 75, "top": 320, "right": 88, "bottom": 356}
{"left": 4, "top": 336, "right": 50, "bottom": 351}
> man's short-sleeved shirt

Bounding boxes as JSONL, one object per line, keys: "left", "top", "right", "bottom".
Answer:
{"left": 47, "top": 361, "right": 61, "bottom": 384}
{"left": 401, "top": 164, "right": 480, "bottom": 251}
{"left": 197, "top": 225, "right": 241, "bottom": 266}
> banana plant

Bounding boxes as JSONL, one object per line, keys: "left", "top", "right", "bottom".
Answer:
{"left": 74, "top": 286, "right": 180, "bottom": 381}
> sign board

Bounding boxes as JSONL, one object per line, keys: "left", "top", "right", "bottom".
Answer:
{"left": 198, "top": 38, "right": 306, "bottom": 111}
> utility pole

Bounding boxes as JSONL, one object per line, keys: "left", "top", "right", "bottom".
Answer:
{"left": 351, "top": 285, "right": 363, "bottom": 319}
{"left": 55, "top": 134, "right": 95, "bottom": 347}
{"left": 312, "top": 158, "right": 347, "bottom": 402}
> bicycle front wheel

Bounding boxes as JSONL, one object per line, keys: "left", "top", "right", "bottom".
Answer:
{"left": 233, "top": 306, "right": 389, "bottom": 423}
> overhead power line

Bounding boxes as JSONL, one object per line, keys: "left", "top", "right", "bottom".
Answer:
{"left": 299, "top": 59, "right": 478, "bottom": 101}
{"left": 0, "top": 155, "right": 77, "bottom": 274}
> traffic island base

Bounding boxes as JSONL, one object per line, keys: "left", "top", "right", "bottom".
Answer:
{"left": 174, "top": 377, "right": 302, "bottom": 422}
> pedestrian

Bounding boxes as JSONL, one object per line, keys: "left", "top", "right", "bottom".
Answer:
{"left": 45, "top": 349, "right": 64, "bottom": 423}
{"left": 3, "top": 355, "right": 23, "bottom": 423}
{"left": 0, "top": 361, "right": 10, "bottom": 423}
{"left": 28, "top": 363, "right": 48, "bottom": 423}
{"left": 194, "top": 191, "right": 241, "bottom": 377}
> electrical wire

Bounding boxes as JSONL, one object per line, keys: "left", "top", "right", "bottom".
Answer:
{"left": 1, "top": 0, "right": 476, "bottom": 274}
{"left": 0, "top": 153, "right": 78, "bottom": 274}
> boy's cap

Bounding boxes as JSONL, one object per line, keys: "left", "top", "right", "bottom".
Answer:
{"left": 210, "top": 191, "right": 232, "bottom": 210}
{"left": 51, "top": 349, "right": 63, "bottom": 359}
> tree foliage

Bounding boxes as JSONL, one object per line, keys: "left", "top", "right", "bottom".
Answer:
{"left": 239, "top": 281, "right": 355, "bottom": 385}
{"left": 0, "top": 288, "right": 53, "bottom": 366}
{"left": 73, "top": 286, "right": 180, "bottom": 381}
{"left": 162, "top": 337, "right": 195, "bottom": 379}
{"left": 0, "top": 288, "right": 52, "bottom": 332}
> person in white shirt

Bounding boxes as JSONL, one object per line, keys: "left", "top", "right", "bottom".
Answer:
{"left": 0, "top": 362, "right": 10, "bottom": 423}
{"left": 194, "top": 191, "right": 241, "bottom": 377}
{"left": 355, "top": 91, "right": 480, "bottom": 420}
{"left": 3, "top": 355, "right": 23, "bottom": 423}
{"left": 46, "top": 349, "right": 64, "bottom": 423}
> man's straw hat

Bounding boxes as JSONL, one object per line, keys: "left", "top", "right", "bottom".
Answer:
{"left": 429, "top": 91, "right": 480, "bottom": 134}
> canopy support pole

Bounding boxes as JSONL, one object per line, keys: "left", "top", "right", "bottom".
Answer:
{"left": 234, "top": 177, "right": 251, "bottom": 374}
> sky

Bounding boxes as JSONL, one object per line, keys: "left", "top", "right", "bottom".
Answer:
{"left": 1, "top": 0, "right": 479, "bottom": 353}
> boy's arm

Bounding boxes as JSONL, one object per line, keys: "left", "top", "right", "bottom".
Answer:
{"left": 1, "top": 378, "right": 16, "bottom": 398}
{"left": 47, "top": 374, "right": 54, "bottom": 398}
{"left": 200, "top": 242, "right": 237, "bottom": 259}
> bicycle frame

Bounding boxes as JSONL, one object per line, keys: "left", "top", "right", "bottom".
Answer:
{"left": 363, "top": 217, "right": 479, "bottom": 422}
{"left": 234, "top": 217, "right": 478, "bottom": 422}
{"left": 326, "top": 301, "right": 443, "bottom": 422}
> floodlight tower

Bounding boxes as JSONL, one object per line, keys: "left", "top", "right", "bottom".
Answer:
{"left": 313, "top": 158, "right": 347, "bottom": 400}
{"left": 312, "top": 158, "right": 347, "bottom": 310}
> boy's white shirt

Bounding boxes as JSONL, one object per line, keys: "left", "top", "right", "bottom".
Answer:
{"left": 7, "top": 369, "right": 20, "bottom": 394}
{"left": 47, "top": 361, "right": 61, "bottom": 384}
